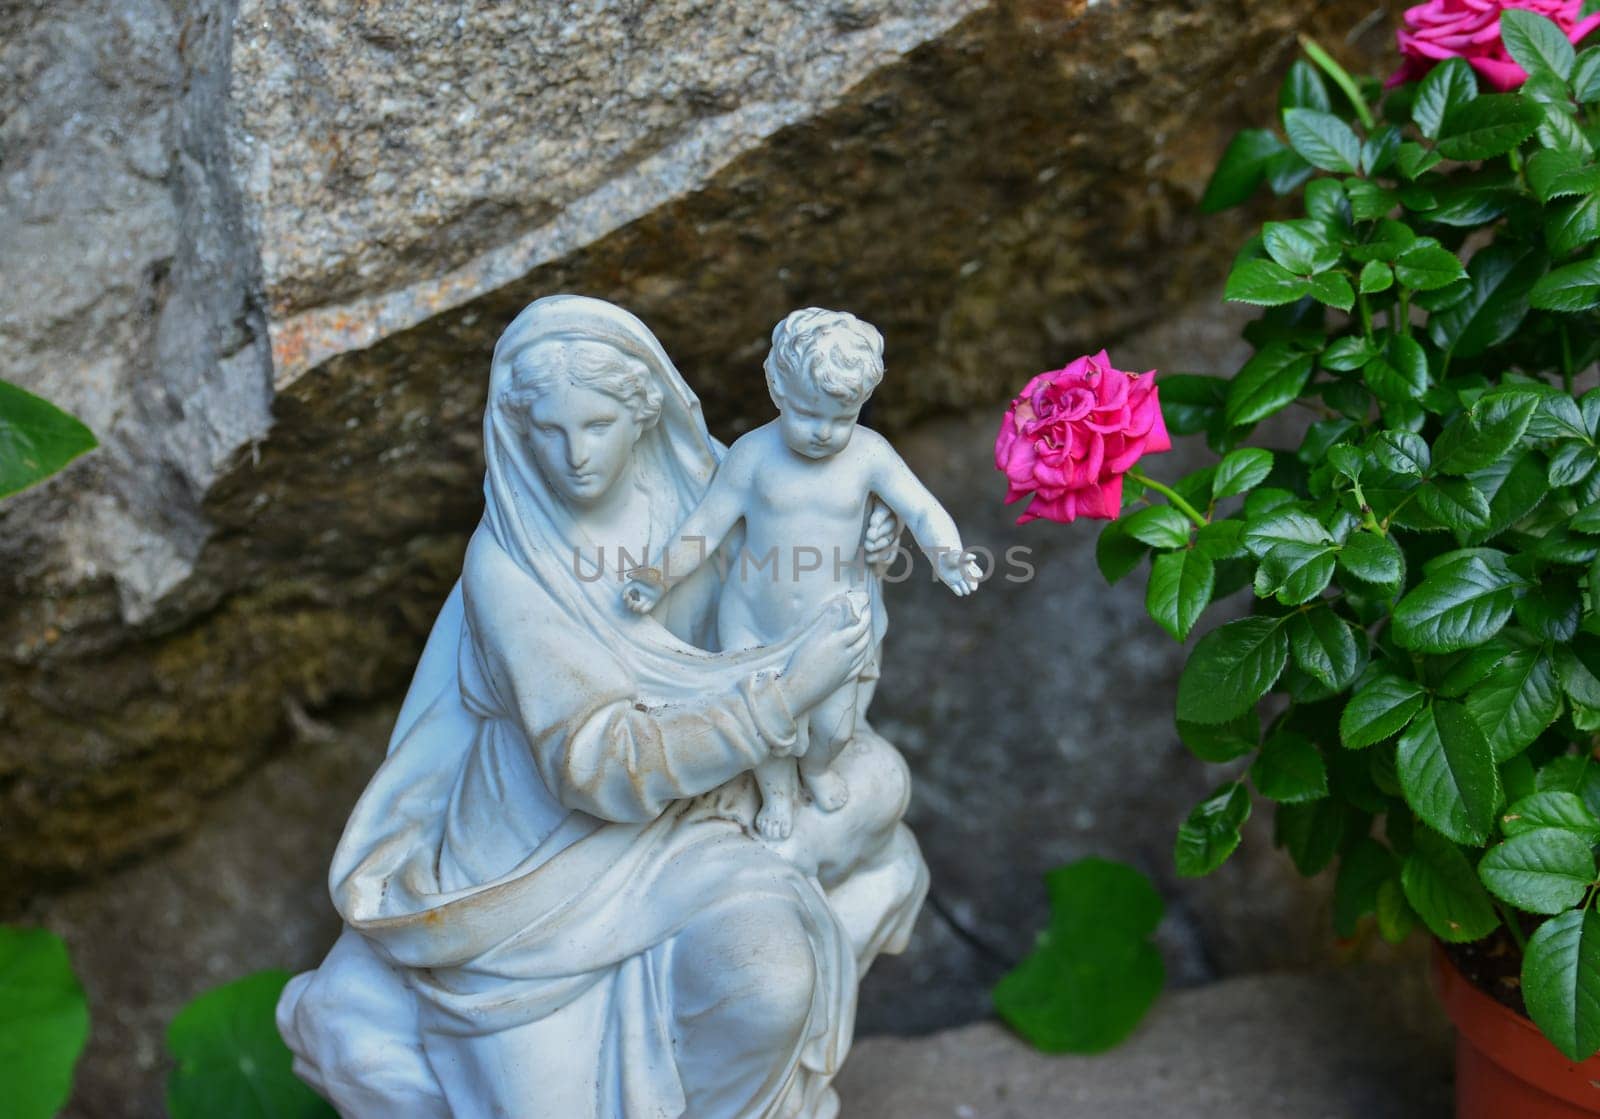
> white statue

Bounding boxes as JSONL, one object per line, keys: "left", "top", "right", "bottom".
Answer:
{"left": 624, "top": 308, "right": 978, "bottom": 841}
{"left": 277, "top": 295, "right": 940, "bottom": 1118}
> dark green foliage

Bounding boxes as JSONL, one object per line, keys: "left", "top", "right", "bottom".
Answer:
{"left": 0, "top": 928, "right": 89, "bottom": 1119}
{"left": 993, "top": 861, "right": 1166, "bottom": 1053}
{"left": 1175, "top": 16, "right": 1600, "bottom": 1061}
{"left": 167, "top": 971, "right": 336, "bottom": 1119}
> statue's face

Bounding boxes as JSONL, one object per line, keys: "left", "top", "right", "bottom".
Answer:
{"left": 773, "top": 379, "right": 862, "bottom": 460}
{"left": 523, "top": 380, "right": 644, "bottom": 507}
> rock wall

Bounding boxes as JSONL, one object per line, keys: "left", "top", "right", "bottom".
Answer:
{"left": 1, "top": 0, "right": 1390, "bottom": 901}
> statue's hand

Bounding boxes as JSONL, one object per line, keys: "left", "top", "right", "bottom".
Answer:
{"left": 863, "top": 500, "right": 901, "bottom": 569}
{"left": 779, "top": 591, "right": 872, "bottom": 721}
{"left": 622, "top": 576, "right": 664, "bottom": 614}
{"left": 937, "top": 549, "right": 983, "bottom": 596}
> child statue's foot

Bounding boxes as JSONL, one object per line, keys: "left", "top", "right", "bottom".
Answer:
{"left": 755, "top": 794, "right": 794, "bottom": 840}
{"left": 803, "top": 769, "right": 850, "bottom": 813}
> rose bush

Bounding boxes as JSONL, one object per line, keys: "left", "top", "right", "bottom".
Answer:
{"left": 1014, "top": 8, "right": 1600, "bottom": 1065}
{"left": 1390, "top": 0, "right": 1600, "bottom": 90}
{"left": 995, "top": 351, "right": 1172, "bottom": 524}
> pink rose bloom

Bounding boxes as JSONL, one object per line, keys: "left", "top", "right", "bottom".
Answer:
{"left": 1389, "top": 0, "right": 1600, "bottom": 91}
{"left": 994, "top": 351, "right": 1171, "bottom": 525}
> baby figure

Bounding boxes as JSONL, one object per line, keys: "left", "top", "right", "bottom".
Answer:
{"left": 623, "top": 307, "right": 979, "bottom": 840}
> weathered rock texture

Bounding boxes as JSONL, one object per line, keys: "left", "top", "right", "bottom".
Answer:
{"left": 3, "top": 0, "right": 1391, "bottom": 905}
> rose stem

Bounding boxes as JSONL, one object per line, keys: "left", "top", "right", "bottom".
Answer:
{"left": 1298, "top": 35, "right": 1375, "bottom": 131}
{"left": 1127, "top": 467, "right": 1208, "bottom": 529}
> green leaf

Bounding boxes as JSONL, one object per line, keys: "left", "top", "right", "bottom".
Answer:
{"left": 1157, "top": 373, "right": 1229, "bottom": 436}
{"left": 1225, "top": 346, "right": 1316, "bottom": 426}
{"left": 1546, "top": 194, "right": 1600, "bottom": 257}
{"left": 1433, "top": 392, "right": 1540, "bottom": 475}
{"left": 1416, "top": 477, "right": 1493, "bottom": 534}
{"left": 1480, "top": 829, "right": 1596, "bottom": 914}
{"left": 1466, "top": 450, "right": 1552, "bottom": 544}
{"left": 1522, "top": 907, "right": 1600, "bottom": 1062}
{"left": 1429, "top": 245, "right": 1545, "bottom": 359}
{"left": 1226, "top": 259, "right": 1312, "bottom": 307}
{"left": 1502, "top": 791, "right": 1600, "bottom": 843}
{"left": 1346, "top": 179, "right": 1400, "bottom": 220}
{"left": 1393, "top": 552, "right": 1518, "bottom": 653}
{"left": 1398, "top": 141, "right": 1444, "bottom": 180}
{"left": 1213, "top": 448, "right": 1274, "bottom": 500}
{"left": 1365, "top": 341, "right": 1430, "bottom": 403}
{"left": 1502, "top": 9, "right": 1577, "bottom": 83}
{"left": 1434, "top": 641, "right": 1514, "bottom": 699}
{"left": 1374, "top": 430, "right": 1431, "bottom": 476}
{"left": 1537, "top": 98, "right": 1596, "bottom": 155}
{"left": 1395, "top": 242, "right": 1467, "bottom": 291}
{"left": 1437, "top": 94, "right": 1545, "bottom": 160}
{"left": 1527, "top": 149, "right": 1591, "bottom": 201}
{"left": 1290, "top": 608, "right": 1366, "bottom": 691}
{"left": 1307, "top": 272, "right": 1356, "bottom": 312}
{"left": 1572, "top": 498, "right": 1600, "bottom": 532}
{"left": 1264, "top": 148, "right": 1316, "bottom": 195}
{"left": 1323, "top": 336, "right": 1378, "bottom": 371}
{"left": 1178, "top": 711, "right": 1258, "bottom": 762}
{"left": 1376, "top": 876, "right": 1419, "bottom": 943}
{"left": 1548, "top": 440, "right": 1600, "bottom": 486}
{"left": 1538, "top": 756, "right": 1600, "bottom": 813}
{"left": 168, "top": 970, "right": 335, "bottom": 1119}
{"left": 1147, "top": 549, "right": 1215, "bottom": 642}
{"left": 1342, "top": 673, "right": 1427, "bottom": 749}
{"left": 1555, "top": 637, "right": 1600, "bottom": 707}
{"left": 1575, "top": 46, "right": 1600, "bottom": 102}
{"left": 1251, "top": 730, "right": 1330, "bottom": 803}
{"left": 1531, "top": 253, "right": 1600, "bottom": 311}
{"left": 1176, "top": 616, "right": 1290, "bottom": 724}
{"left": 1416, "top": 277, "right": 1473, "bottom": 312}
{"left": 1276, "top": 798, "right": 1349, "bottom": 875}
{"left": 1305, "top": 178, "right": 1350, "bottom": 223}
{"left": 993, "top": 859, "right": 1165, "bottom": 1054}
{"left": 1515, "top": 578, "right": 1582, "bottom": 642}
{"left": 1335, "top": 839, "right": 1397, "bottom": 937}
{"left": 1175, "top": 782, "right": 1252, "bottom": 876}
{"left": 1338, "top": 532, "right": 1403, "bottom": 591}
{"left": 1284, "top": 108, "right": 1361, "bottom": 173}
{"left": 1194, "top": 518, "right": 1247, "bottom": 560}
{"left": 1413, "top": 57, "right": 1477, "bottom": 140}
{"left": 1327, "top": 443, "right": 1364, "bottom": 480}
{"left": 1263, "top": 220, "right": 1340, "bottom": 275}
{"left": 1352, "top": 219, "right": 1419, "bottom": 263}
{"left": 1255, "top": 541, "right": 1337, "bottom": 605}
{"left": 1401, "top": 826, "right": 1501, "bottom": 943}
{"left": 1359, "top": 260, "right": 1395, "bottom": 294}
{"left": 1399, "top": 702, "right": 1503, "bottom": 846}
{"left": 1201, "top": 129, "right": 1289, "bottom": 212}
{"left": 1280, "top": 58, "right": 1332, "bottom": 113}
{"left": 1242, "top": 509, "right": 1333, "bottom": 557}
{"left": 0, "top": 927, "right": 89, "bottom": 1119}
{"left": 1465, "top": 648, "right": 1564, "bottom": 762}
{"left": 0, "top": 381, "right": 98, "bottom": 500}
{"left": 1122, "top": 505, "right": 1192, "bottom": 550}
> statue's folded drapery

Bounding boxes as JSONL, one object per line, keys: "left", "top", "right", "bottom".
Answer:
{"left": 277, "top": 295, "right": 926, "bottom": 1119}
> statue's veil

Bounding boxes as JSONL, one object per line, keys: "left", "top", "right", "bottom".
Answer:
{"left": 329, "top": 295, "right": 792, "bottom": 946}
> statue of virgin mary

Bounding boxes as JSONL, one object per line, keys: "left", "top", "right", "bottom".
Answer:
{"left": 278, "top": 295, "right": 928, "bottom": 1119}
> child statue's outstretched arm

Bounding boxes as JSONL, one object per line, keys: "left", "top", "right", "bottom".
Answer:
{"left": 866, "top": 434, "right": 980, "bottom": 595}
{"left": 623, "top": 447, "right": 749, "bottom": 612}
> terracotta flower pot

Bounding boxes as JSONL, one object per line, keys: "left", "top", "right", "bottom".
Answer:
{"left": 1432, "top": 942, "right": 1600, "bottom": 1118}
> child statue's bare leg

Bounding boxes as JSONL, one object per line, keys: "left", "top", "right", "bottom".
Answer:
{"left": 754, "top": 718, "right": 806, "bottom": 840}
{"left": 799, "top": 684, "right": 856, "bottom": 812}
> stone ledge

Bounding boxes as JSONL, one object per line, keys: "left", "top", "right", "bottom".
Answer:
{"left": 837, "top": 965, "right": 1454, "bottom": 1118}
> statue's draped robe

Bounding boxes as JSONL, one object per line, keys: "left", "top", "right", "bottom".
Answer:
{"left": 278, "top": 296, "right": 925, "bottom": 1119}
